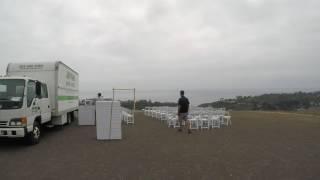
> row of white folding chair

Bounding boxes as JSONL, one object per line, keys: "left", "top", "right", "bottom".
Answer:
{"left": 153, "top": 110, "right": 168, "bottom": 122}
{"left": 122, "top": 108, "right": 134, "bottom": 125}
{"left": 198, "top": 109, "right": 231, "bottom": 127}
{"left": 180, "top": 112, "right": 230, "bottom": 129}
{"left": 144, "top": 107, "right": 156, "bottom": 117}
{"left": 144, "top": 107, "right": 163, "bottom": 117}
{"left": 145, "top": 107, "right": 170, "bottom": 123}
{"left": 166, "top": 114, "right": 180, "bottom": 128}
{"left": 167, "top": 114, "right": 228, "bottom": 129}
{"left": 144, "top": 107, "right": 151, "bottom": 116}
{"left": 122, "top": 111, "right": 134, "bottom": 124}
{"left": 146, "top": 108, "right": 177, "bottom": 128}
{"left": 152, "top": 107, "right": 168, "bottom": 118}
{"left": 188, "top": 114, "right": 224, "bottom": 129}
{"left": 145, "top": 106, "right": 231, "bottom": 128}
{"left": 144, "top": 107, "right": 156, "bottom": 118}
{"left": 153, "top": 110, "right": 165, "bottom": 120}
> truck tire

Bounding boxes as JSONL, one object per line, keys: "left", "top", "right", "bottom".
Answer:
{"left": 67, "top": 113, "right": 72, "bottom": 125}
{"left": 25, "top": 121, "right": 41, "bottom": 145}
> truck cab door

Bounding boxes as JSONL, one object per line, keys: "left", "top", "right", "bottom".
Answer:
{"left": 26, "top": 80, "right": 41, "bottom": 127}
{"left": 37, "top": 82, "right": 51, "bottom": 123}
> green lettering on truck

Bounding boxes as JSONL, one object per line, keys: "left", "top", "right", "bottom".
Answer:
{"left": 57, "top": 96, "right": 79, "bottom": 101}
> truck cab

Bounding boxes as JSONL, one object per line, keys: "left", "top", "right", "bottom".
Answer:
{"left": 0, "top": 76, "right": 51, "bottom": 144}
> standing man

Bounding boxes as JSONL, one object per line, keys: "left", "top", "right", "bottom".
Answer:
{"left": 97, "top": 92, "right": 103, "bottom": 100}
{"left": 178, "top": 90, "right": 191, "bottom": 134}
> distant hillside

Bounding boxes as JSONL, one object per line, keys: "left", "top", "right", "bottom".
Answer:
{"left": 199, "top": 91, "right": 320, "bottom": 111}
{"left": 121, "top": 100, "right": 177, "bottom": 110}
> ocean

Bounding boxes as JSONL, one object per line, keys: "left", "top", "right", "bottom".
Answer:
{"left": 80, "top": 88, "right": 320, "bottom": 106}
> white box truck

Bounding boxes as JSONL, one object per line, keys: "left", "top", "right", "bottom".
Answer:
{"left": 0, "top": 61, "right": 79, "bottom": 144}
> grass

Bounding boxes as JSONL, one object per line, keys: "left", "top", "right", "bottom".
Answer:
{"left": 1, "top": 111, "right": 320, "bottom": 180}
{"left": 295, "top": 107, "right": 320, "bottom": 116}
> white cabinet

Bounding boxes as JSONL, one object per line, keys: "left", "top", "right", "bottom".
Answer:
{"left": 78, "top": 105, "right": 96, "bottom": 125}
{"left": 96, "top": 101, "right": 122, "bottom": 140}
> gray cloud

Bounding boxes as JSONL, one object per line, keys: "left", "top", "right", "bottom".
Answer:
{"left": 0, "top": 0, "right": 319, "bottom": 93}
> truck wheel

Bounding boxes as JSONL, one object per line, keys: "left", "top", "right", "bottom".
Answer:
{"left": 67, "top": 113, "right": 72, "bottom": 125}
{"left": 25, "top": 121, "right": 41, "bottom": 145}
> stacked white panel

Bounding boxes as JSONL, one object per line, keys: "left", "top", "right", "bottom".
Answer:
{"left": 96, "top": 101, "right": 122, "bottom": 140}
{"left": 96, "top": 101, "right": 109, "bottom": 140}
{"left": 110, "top": 101, "right": 121, "bottom": 139}
{"left": 78, "top": 105, "right": 95, "bottom": 125}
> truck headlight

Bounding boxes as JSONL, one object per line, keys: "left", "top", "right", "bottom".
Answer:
{"left": 9, "top": 117, "right": 27, "bottom": 127}
{"left": 10, "top": 121, "right": 17, "bottom": 126}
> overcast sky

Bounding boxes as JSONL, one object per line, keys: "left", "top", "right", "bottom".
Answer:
{"left": 0, "top": 0, "right": 319, "bottom": 93}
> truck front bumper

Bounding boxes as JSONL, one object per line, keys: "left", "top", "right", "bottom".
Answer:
{"left": 0, "top": 127, "right": 26, "bottom": 138}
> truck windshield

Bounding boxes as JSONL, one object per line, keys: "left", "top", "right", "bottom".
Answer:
{"left": 0, "top": 79, "right": 25, "bottom": 110}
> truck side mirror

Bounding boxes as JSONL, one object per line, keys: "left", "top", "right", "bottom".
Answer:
{"left": 36, "top": 82, "right": 41, "bottom": 98}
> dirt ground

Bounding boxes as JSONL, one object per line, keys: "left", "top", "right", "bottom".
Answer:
{"left": 1, "top": 111, "right": 320, "bottom": 180}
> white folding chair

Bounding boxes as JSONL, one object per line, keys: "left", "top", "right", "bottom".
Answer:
{"left": 156, "top": 110, "right": 162, "bottom": 120}
{"left": 147, "top": 107, "right": 152, "bottom": 117}
{"left": 126, "top": 113, "right": 134, "bottom": 125}
{"left": 224, "top": 115, "right": 232, "bottom": 126}
{"left": 210, "top": 115, "right": 221, "bottom": 128}
{"left": 144, "top": 107, "right": 148, "bottom": 116}
{"left": 167, "top": 115, "right": 176, "bottom": 128}
{"left": 200, "top": 117, "right": 210, "bottom": 129}
{"left": 189, "top": 116, "right": 199, "bottom": 130}
{"left": 173, "top": 116, "right": 180, "bottom": 128}
{"left": 160, "top": 112, "right": 167, "bottom": 123}
{"left": 121, "top": 111, "right": 127, "bottom": 122}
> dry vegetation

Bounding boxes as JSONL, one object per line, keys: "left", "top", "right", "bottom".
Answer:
{"left": 295, "top": 107, "right": 320, "bottom": 116}
{"left": 1, "top": 111, "right": 320, "bottom": 180}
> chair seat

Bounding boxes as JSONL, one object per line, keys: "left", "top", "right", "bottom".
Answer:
{"left": 224, "top": 115, "right": 232, "bottom": 126}
{"left": 210, "top": 115, "right": 221, "bottom": 128}
{"left": 200, "top": 118, "right": 209, "bottom": 129}
{"left": 189, "top": 118, "right": 199, "bottom": 129}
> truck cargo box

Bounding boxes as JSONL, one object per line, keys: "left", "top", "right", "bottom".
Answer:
{"left": 6, "top": 61, "right": 79, "bottom": 116}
